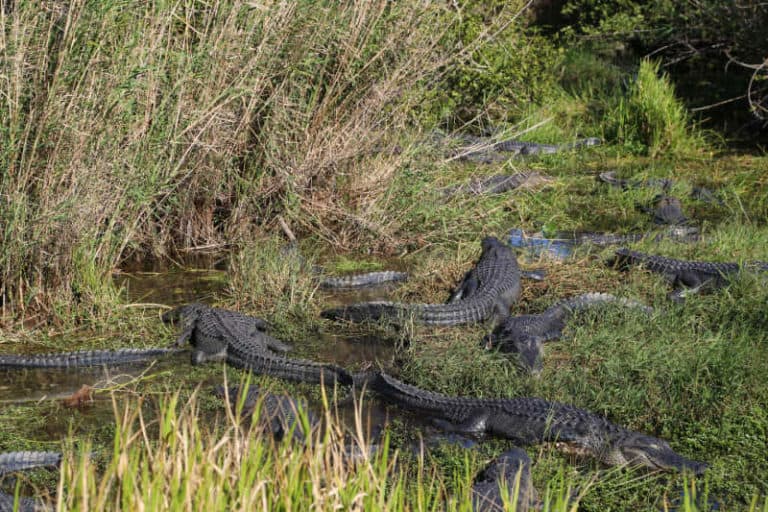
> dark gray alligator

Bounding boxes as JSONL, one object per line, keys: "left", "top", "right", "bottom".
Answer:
{"left": 353, "top": 371, "right": 707, "bottom": 475}
{"left": 164, "top": 303, "right": 353, "bottom": 386}
{"left": 0, "top": 347, "right": 183, "bottom": 370}
{"left": 484, "top": 293, "right": 652, "bottom": 374}
{"left": 0, "top": 451, "right": 61, "bottom": 512}
{"left": 599, "top": 171, "right": 723, "bottom": 205}
{"left": 611, "top": 248, "right": 768, "bottom": 301}
{"left": 441, "top": 172, "right": 552, "bottom": 197}
{"left": 457, "top": 137, "right": 602, "bottom": 164}
{"left": 472, "top": 448, "right": 538, "bottom": 512}
{"left": 637, "top": 195, "right": 690, "bottom": 226}
{"left": 321, "top": 237, "right": 521, "bottom": 326}
{"left": 215, "top": 385, "right": 319, "bottom": 443}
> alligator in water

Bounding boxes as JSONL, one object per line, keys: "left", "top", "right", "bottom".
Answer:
{"left": 164, "top": 303, "right": 353, "bottom": 386}
{"left": 0, "top": 451, "right": 61, "bottom": 512}
{"left": 0, "top": 347, "right": 183, "bottom": 370}
{"left": 611, "top": 248, "right": 768, "bottom": 301}
{"left": 455, "top": 136, "right": 602, "bottom": 164}
{"left": 484, "top": 293, "right": 652, "bottom": 374}
{"left": 353, "top": 371, "right": 707, "bottom": 475}
{"left": 472, "top": 448, "right": 538, "bottom": 512}
{"left": 321, "top": 237, "right": 521, "bottom": 326}
{"left": 599, "top": 171, "right": 723, "bottom": 205}
{"left": 440, "top": 172, "right": 553, "bottom": 197}
{"left": 215, "top": 385, "right": 319, "bottom": 443}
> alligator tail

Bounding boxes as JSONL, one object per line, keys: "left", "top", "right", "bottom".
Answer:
{"left": 227, "top": 353, "right": 353, "bottom": 387}
{"left": 0, "top": 347, "right": 183, "bottom": 369}
{"left": 0, "top": 452, "right": 62, "bottom": 476}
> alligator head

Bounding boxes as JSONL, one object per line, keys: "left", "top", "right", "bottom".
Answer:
{"left": 161, "top": 302, "right": 206, "bottom": 324}
{"left": 483, "top": 334, "right": 543, "bottom": 376}
{"left": 605, "top": 432, "right": 707, "bottom": 475}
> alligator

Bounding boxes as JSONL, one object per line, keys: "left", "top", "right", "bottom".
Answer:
{"left": 611, "top": 248, "right": 768, "bottom": 301}
{"left": 509, "top": 226, "right": 700, "bottom": 260}
{"left": 599, "top": 171, "right": 723, "bottom": 205}
{"left": 353, "top": 371, "right": 707, "bottom": 475}
{"left": 0, "top": 347, "right": 183, "bottom": 370}
{"left": 320, "top": 237, "right": 521, "bottom": 326}
{"left": 279, "top": 243, "right": 408, "bottom": 290}
{"left": 319, "top": 271, "right": 408, "bottom": 289}
{"left": 472, "top": 448, "right": 537, "bottom": 512}
{"left": 637, "top": 195, "right": 690, "bottom": 225}
{"left": 164, "top": 303, "right": 353, "bottom": 386}
{"left": 0, "top": 451, "right": 61, "bottom": 512}
{"left": 440, "top": 172, "right": 553, "bottom": 197}
{"left": 484, "top": 293, "right": 652, "bottom": 374}
{"left": 215, "top": 385, "right": 319, "bottom": 443}
{"left": 456, "top": 137, "right": 602, "bottom": 164}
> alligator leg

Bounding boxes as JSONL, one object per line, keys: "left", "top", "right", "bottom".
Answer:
{"left": 447, "top": 269, "right": 479, "bottom": 303}
{"left": 432, "top": 410, "right": 490, "bottom": 435}
{"left": 261, "top": 333, "right": 293, "bottom": 353}
{"left": 520, "top": 269, "right": 547, "bottom": 281}
{"left": 171, "top": 324, "right": 195, "bottom": 347}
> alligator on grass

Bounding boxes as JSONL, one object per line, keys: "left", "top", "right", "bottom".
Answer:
{"left": 484, "top": 293, "right": 652, "bottom": 374}
{"left": 0, "top": 451, "right": 62, "bottom": 512}
{"left": 472, "top": 448, "right": 538, "bottom": 512}
{"left": 508, "top": 226, "right": 700, "bottom": 260}
{"left": 164, "top": 303, "right": 353, "bottom": 386}
{"left": 599, "top": 171, "right": 723, "bottom": 205}
{"left": 611, "top": 248, "right": 768, "bottom": 301}
{"left": 279, "top": 243, "right": 409, "bottom": 290}
{"left": 454, "top": 136, "right": 602, "bottom": 164}
{"left": 321, "top": 237, "right": 521, "bottom": 326}
{"left": 353, "top": 371, "right": 707, "bottom": 475}
{"left": 440, "top": 172, "right": 553, "bottom": 197}
{"left": 0, "top": 347, "right": 183, "bottom": 370}
{"left": 215, "top": 385, "right": 319, "bottom": 443}
{"left": 637, "top": 195, "right": 690, "bottom": 226}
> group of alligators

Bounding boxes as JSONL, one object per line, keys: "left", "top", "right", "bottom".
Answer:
{"left": 1, "top": 137, "right": 762, "bottom": 511}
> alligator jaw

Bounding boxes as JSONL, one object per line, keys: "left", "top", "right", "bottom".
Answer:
{"left": 610, "top": 433, "right": 707, "bottom": 476}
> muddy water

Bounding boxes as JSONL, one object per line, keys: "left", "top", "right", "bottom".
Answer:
{"left": 0, "top": 262, "right": 431, "bottom": 452}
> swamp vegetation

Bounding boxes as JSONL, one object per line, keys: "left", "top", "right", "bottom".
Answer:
{"left": 1, "top": 0, "right": 767, "bottom": 510}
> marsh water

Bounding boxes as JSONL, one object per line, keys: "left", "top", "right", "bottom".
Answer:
{"left": 0, "top": 259, "right": 438, "bottom": 453}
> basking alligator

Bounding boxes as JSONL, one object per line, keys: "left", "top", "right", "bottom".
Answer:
{"left": 319, "top": 271, "right": 408, "bottom": 289}
{"left": 354, "top": 371, "right": 707, "bottom": 475}
{"left": 484, "top": 293, "right": 652, "bottom": 374}
{"left": 215, "top": 385, "right": 319, "bottom": 443}
{"left": 637, "top": 195, "right": 690, "bottom": 226}
{"left": 441, "top": 172, "right": 552, "bottom": 197}
{"left": 0, "top": 451, "right": 61, "bottom": 512}
{"left": 612, "top": 248, "right": 768, "bottom": 301}
{"left": 457, "top": 137, "right": 602, "bottom": 164}
{"left": 0, "top": 347, "right": 183, "bottom": 370}
{"left": 472, "top": 448, "right": 537, "bottom": 512}
{"left": 599, "top": 171, "right": 723, "bottom": 205}
{"left": 509, "top": 226, "right": 700, "bottom": 260}
{"left": 279, "top": 243, "right": 408, "bottom": 290}
{"left": 321, "top": 237, "right": 521, "bottom": 326}
{"left": 164, "top": 303, "right": 353, "bottom": 386}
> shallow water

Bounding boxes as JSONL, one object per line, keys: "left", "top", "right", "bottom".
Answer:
{"left": 0, "top": 262, "right": 425, "bottom": 452}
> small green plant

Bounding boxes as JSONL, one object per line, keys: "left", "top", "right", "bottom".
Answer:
{"left": 610, "top": 60, "right": 706, "bottom": 157}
